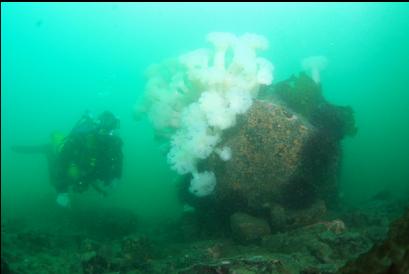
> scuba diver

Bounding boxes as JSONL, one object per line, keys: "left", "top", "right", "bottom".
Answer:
{"left": 12, "top": 111, "right": 123, "bottom": 207}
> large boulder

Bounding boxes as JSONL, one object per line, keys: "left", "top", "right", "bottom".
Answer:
{"left": 206, "top": 99, "right": 315, "bottom": 211}
{"left": 189, "top": 73, "right": 355, "bottom": 230}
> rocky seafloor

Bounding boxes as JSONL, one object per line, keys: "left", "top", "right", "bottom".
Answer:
{"left": 2, "top": 195, "right": 408, "bottom": 274}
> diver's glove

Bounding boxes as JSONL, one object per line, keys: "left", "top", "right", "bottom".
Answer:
{"left": 56, "top": 193, "right": 71, "bottom": 208}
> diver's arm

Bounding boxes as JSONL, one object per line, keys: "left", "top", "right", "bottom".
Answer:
{"left": 11, "top": 144, "right": 49, "bottom": 154}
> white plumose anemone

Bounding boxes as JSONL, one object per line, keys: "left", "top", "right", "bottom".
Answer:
{"left": 302, "top": 55, "right": 328, "bottom": 84}
{"left": 189, "top": 171, "right": 217, "bottom": 197}
{"left": 216, "top": 146, "right": 232, "bottom": 161}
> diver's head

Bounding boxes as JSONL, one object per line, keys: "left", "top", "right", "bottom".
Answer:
{"left": 98, "top": 111, "right": 120, "bottom": 134}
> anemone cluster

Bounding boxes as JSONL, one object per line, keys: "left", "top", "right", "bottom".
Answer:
{"left": 140, "top": 32, "right": 274, "bottom": 196}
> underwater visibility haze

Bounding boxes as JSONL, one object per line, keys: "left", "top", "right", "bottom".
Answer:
{"left": 1, "top": 3, "right": 409, "bottom": 274}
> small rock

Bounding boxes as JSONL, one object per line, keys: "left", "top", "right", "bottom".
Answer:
{"left": 230, "top": 212, "right": 271, "bottom": 244}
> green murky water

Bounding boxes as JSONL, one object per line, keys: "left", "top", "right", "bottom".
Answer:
{"left": 1, "top": 3, "right": 409, "bottom": 273}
